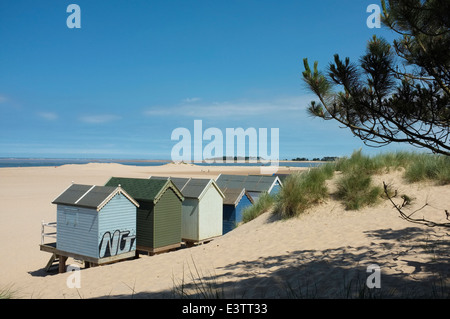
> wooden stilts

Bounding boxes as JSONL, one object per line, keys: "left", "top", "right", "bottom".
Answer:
{"left": 58, "top": 255, "right": 68, "bottom": 273}
{"left": 41, "top": 244, "right": 136, "bottom": 271}
{"left": 185, "top": 241, "right": 195, "bottom": 248}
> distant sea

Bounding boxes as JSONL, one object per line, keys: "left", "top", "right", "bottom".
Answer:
{"left": 0, "top": 158, "right": 323, "bottom": 168}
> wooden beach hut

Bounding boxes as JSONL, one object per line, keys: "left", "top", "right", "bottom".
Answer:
{"left": 41, "top": 184, "right": 139, "bottom": 272}
{"left": 221, "top": 187, "right": 254, "bottom": 234}
{"left": 149, "top": 176, "right": 225, "bottom": 245}
{"left": 104, "top": 177, "right": 184, "bottom": 255}
{"left": 215, "top": 174, "right": 282, "bottom": 201}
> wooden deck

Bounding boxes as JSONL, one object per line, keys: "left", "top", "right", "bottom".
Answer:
{"left": 182, "top": 236, "right": 218, "bottom": 248}
{"left": 40, "top": 242, "right": 136, "bottom": 273}
{"left": 136, "top": 242, "right": 181, "bottom": 256}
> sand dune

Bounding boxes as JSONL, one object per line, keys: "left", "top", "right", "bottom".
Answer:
{"left": 0, "top": 163, "right": 448, "bottom": 299}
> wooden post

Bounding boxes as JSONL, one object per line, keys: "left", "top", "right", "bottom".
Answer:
{"left": 185, "top": 241, "right": 195, "bottom": 248}
{"left": 58, "top": 255, "right": 68, "bottom": 273}
{"left": 41, "top": 220, "right": 44, "bottom": 245}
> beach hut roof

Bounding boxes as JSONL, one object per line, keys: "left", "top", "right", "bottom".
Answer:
{"left": 149, "top": 176, "right": 190, "bottom": 192}
{"left": 149, "top": 176, "right": 224, "bottom": 200}
{"left": 221, "top": 187, "right": 254, "bottom": 207}
{"left": 52, "top": 184, "right": 139, "bottom": 211}
{"left": 104, "top": 177, "right": 184, "bottom": 204}
{"left": 215, "top": 174, "right": 282, "bottom": 193}
{"left": 273, "top": 174, "right": 291, "bottom": 183}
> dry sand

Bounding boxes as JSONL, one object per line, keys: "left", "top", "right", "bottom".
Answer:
{"left": 0, "top": 163, "right": 448, "bottom": 299}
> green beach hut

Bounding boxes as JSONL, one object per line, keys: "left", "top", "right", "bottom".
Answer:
{"left": 105, "top": 177, "right": 184, "bottom": 255}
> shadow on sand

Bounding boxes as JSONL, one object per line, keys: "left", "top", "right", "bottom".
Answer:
{"left": 92, "top": 226, "right": 449, "bottom": 299}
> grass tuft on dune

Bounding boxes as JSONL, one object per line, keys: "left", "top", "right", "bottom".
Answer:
{"left": 244, "top": 149, "right": 450, "bottom": 222}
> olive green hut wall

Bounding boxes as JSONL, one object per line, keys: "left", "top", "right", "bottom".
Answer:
{"left": 152, "top": 188, "right": 182, "bottom": 248}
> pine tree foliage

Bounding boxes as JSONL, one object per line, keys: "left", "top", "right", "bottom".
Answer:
{"left": 303, "top": 0, "right": 450, "bottom": 156}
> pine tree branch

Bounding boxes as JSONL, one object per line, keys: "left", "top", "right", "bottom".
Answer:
{"left": 383, "top": 182, "right": 450, "bottom": 229}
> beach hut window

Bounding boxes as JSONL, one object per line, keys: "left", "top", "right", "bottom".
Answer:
{"left": 64, "top": 210, "right": 78, "bottom": 227}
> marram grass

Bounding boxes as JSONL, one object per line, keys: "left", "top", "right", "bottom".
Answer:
{"left": 335, "top": 170, "right": 383, "bottom": 210}
{"left": 245, "top": 150, "right": 449, "bottom": 221}
{"left": 338, "top": 149, "right": 450, "bottom": 185}
{"left": 275, "top": 162, "right": 335, "bottom": 219}
{"left": 242, "top": 192, "right": 275, "bottom": 224}
{"left": 403, "top": 153, "right": 450, "bottom": 185}
{"left": 0, "top": 285, "right": 17, "bottom": 299}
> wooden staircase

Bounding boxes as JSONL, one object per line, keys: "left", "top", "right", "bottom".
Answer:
{"left": 44, "top": 253, "right": 59, "bottom": 272}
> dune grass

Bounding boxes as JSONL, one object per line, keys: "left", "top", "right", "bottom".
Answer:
{"left": 403, "top": 153, "right": 450, "bottom": 185}
{"left": 0, "top": 285, "right": 17, "bottom": 299}
{"left": 275, "top": 162, "right": 335, "bottom": 219}
{"left": 172, "top": 258, "right": 226, "bottom": 299}
{"left": 330, "top": 149, "right": 450, "bottom": 210}
{"left": 333, "top": 150, "right": 384, "bottom": 210}
{"left": 335, "top": 170, "right": 383, "bottom": 210}
{"left": 335, "top": 149, "right": 385, "bottom": 175}
{"left": 241, "top": 149, "right": 449, "bottom": 221}
{"left": 336, "top": 149, "right": 450, "bottom": 185}
{"left": 242, "top": 192, "right": 275, "bottom": 224}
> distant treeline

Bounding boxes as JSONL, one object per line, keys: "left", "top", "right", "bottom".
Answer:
{"left": 205, "top": 156, "right": 339, "bottom": 162}
{"left": 290, "top": 156, "right": 338, "bottom": 162}
{"left": 209, "top": 156, "right": 264, "bottom": 161}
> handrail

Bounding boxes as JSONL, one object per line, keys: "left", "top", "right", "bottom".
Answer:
{"left": 41, "top": 220, "right": 57, "bottom": 245}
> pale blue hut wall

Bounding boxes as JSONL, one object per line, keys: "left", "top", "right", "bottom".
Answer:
{"left": 56, "top": 193, "right": 136, "bottom": 259}
{"left": 56, "top": 205, "right": 99, "bottom": 258}
{"left": 98, "top": 193, "right": 137, "bottom": 259}
{"left": 222, "top": 194, "right": 253, "bottom": 234}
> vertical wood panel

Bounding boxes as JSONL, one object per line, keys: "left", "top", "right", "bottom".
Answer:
{"left": 56, "top": 205, "right": 98, "bottom": 258}
{"left": 181, "top": 198, "right": 199, "bottom": 241}
{"left": 137, "top": 201, "right": 154, "bottom": 248}
{"left": 154, "top": 188, "right": 182, "bottom": 248}
{"left": 98, "top": 193, "right": 137, "bottom": 258}
{"left": 198, "top": 186, "right": 223, "bottom": 240}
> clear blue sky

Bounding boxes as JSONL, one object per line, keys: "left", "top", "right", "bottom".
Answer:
{"left": 0, "top": 0, "right": 415, "bottom": 160}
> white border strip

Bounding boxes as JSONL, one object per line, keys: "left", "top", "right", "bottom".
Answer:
{"left": 74, "top": 185, "right": 96, "bottom": 204}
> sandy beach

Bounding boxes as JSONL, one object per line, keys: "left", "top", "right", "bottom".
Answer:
{"left": 0, "top": 162, "right": 448, "bottom": 299}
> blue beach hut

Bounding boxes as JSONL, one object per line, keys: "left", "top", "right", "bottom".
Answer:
{"left": 221, "top": 187, "right": 254, "bottom": 234}
{"left": 216, "top": 174, "right": 282, "bottom": 201}
{"left": 45, "top": 183, "right": 139, "bottom": 271}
